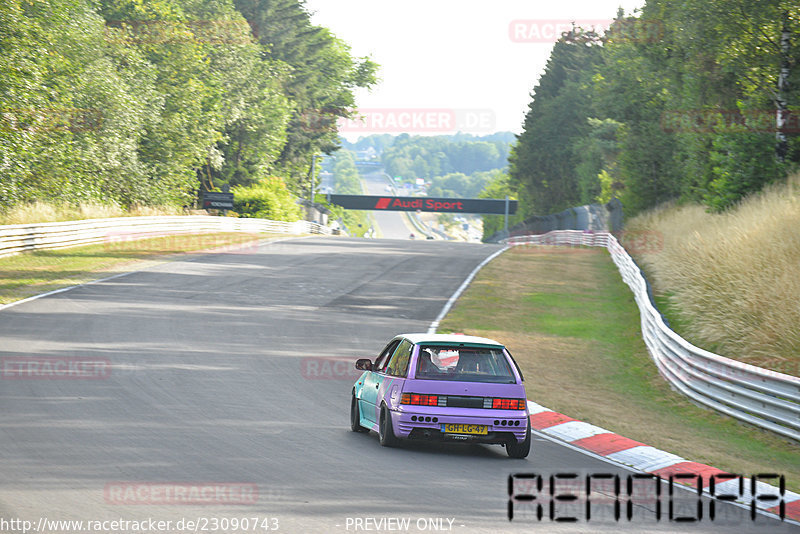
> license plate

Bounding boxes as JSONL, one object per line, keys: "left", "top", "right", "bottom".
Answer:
{"left": 441, "top": 423, "right": 487, "bottom": 435}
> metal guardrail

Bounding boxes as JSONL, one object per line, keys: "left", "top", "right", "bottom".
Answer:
{"left": 0, "top": 216, "right": 331, "bottom": 258}
{"left": 504, "top": 230, "right": 800, "bottom": 442}
{"left": 486, "top": 199, "right": 623, "bottom": 243}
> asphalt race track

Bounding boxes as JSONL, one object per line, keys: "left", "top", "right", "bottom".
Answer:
{"left": 0, "top": 237, "right": 795, "bottom": 533}
{"left": 361, "top": 173, "right": 416, "bottom": 239}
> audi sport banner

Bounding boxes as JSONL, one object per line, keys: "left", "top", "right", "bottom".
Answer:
{"left": 328, "top": 194, "right": 517, "bottom": 214}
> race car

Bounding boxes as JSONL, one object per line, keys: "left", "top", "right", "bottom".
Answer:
{"left": 350, "top": 333, "right": 531, "bottom": 458}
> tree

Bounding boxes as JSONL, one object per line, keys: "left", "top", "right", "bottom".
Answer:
{"left": 509, "top": 27, "right": 604, "bottom": 214}
{"left": 573, "top": 118, "right": 624, "bottom": 204}
{"left": 233, "top": 0, "right": 378, "bottom": 191}
{"left": 380, "top": 134, "right": 510, "bottom": 181}
{"left": 479, "top": 170, "right": 523, "bottom": 241}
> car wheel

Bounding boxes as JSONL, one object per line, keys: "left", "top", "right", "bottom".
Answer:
{"left": 350, "top": 393, "right": 369, "bottom": 433}
{"left": 378, "top": 405, "right": 400, "bottom": 447}
{"left": 506, "top": 424, "right": 531, "bottom": 458}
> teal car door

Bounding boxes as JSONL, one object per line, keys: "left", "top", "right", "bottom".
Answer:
{"left": 360, "top": 339, "right": 400, "bottom": 425}
{"left": 381, "top": 339, "right": 414, "bottom": 409}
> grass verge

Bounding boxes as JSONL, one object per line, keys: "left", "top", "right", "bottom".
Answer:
{"left": 623, "top": 175, "right": 800, "bottom": 370}
{"left": 438, "top": 245, "right": 800, "bottom": 491}
{"left": 0, "top": 232, "right": 279, "bottom": 305}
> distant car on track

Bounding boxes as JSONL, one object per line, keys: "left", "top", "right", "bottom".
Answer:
{"left": 350, "top": 333, "right": 531, "bottom": 458}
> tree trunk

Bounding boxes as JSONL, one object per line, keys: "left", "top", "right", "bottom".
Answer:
{"left": 776, "top": 10, "right": 790, "bottom": 163}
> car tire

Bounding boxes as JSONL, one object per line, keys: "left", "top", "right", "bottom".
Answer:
{"left": 350, "top": 393, "right": 369, "bottom": 433}
{"left": 506, "top": 424, "right": 531, "bottom": 458}
{"left": 379, "top": 405, "right": 400, "bottom": 447}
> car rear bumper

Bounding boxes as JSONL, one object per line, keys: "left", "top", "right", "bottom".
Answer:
{"left": 393, "top": 409, "right": 529, "bottom": 443}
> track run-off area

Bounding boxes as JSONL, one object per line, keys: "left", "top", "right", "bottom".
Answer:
{"left": 0, "top": 237, "right": 795, "bottom": 533}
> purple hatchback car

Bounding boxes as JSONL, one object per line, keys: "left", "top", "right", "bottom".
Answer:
{"left": 350, "top": 333, "right": 531, "bottom": 458}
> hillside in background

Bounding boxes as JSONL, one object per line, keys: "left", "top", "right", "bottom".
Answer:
{"left": 326, "top": 133, "right": 514, "bottom": 238}
{"left": 335, "top": 132, "right": 513, "bottom": 198}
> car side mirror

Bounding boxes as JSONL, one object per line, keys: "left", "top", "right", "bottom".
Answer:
{"left": 355, "top": 358, "right": 373, "bottom": 371}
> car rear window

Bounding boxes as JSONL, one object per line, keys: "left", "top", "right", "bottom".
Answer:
{"left": 415, "top": 346, "right": 516, "bottom": 383}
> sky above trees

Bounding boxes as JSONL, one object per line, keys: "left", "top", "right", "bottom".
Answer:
{"left": 305, "top": 0, "right": 646, "bottom": 137}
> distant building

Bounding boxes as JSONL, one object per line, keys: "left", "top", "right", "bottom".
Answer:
{"left": 355, "top": 147, "right": 378, "bottom": 161}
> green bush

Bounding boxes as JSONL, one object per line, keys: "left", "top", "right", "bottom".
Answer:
{"left": 231, "top": 177, "right": 301, "bottom": 221}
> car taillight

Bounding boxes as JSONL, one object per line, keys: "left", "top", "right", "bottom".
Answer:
{"left": 401, "top": 393, "right": 438, "bottom": 406}
{"left": 492, "top": 398, "right": 526, "bottom": 410}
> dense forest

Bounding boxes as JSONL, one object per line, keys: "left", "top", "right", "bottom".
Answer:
{"left": 0, "top": 0, "right": 377, "bottom": 214}
{"left": 509, "top": 1, "right": 800, "bottom": 218}
{"left": 425, "top": 170, "right": 505, "bottom": 199}
{"left": 4, "top": 0, "right": 797, "bottom": 225}
{"left": 380, "top": 133, "right": 513, "bottom": 181}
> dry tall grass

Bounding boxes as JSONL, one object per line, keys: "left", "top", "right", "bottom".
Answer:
{"left": 624, "top": 175, "right": 800, "bottom": 372}
{"left": 0, "top": 202, "right": 182, "bottom": 225}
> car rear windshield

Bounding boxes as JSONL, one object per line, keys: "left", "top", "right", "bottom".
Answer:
{"left": 415, "top": 346, "right": 516, "bottom": 383}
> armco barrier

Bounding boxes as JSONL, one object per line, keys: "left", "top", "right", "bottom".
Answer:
{"left": 0, "top": 216, "right": 332, "bottom": 258}
{"left": 486, "top": 198, "right": 623, "bottom": 243}
{"left": 504, "top": 230, "right": 800, "bottom": 442}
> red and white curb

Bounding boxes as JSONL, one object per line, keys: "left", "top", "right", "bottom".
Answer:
{"left": 432, "top": 247, "right": 799, "bottom": 522}
{"left": 527, "top": 400, "right": 800, "bottom": 522}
